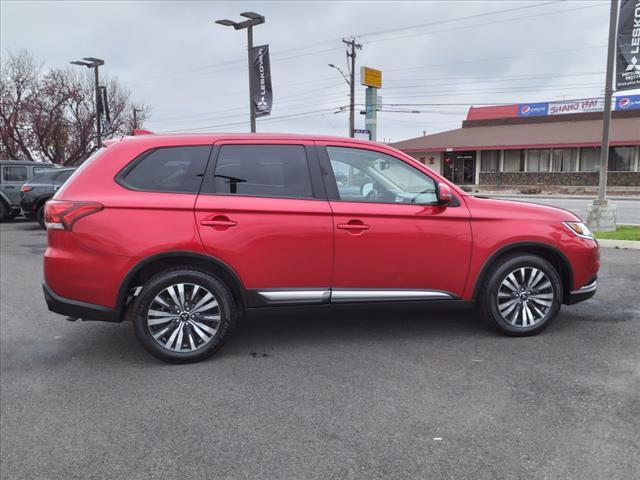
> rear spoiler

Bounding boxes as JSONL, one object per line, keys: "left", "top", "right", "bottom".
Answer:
{"left": 102, "top": 129, "right": 155, "bottom": 148}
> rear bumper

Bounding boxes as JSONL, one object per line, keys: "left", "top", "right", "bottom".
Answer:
{"left": 43, "top": 283, "right": 120, "bottom": 322}
{"left": 565, "top": 278, "right": 597, "bottom": 305}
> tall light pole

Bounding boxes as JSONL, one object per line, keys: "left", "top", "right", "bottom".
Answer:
{"left": 586, "top": 0, "right": 618, "bottom": 232}
{"left": 70, "top": 57, "right": 104, "bottom": 148}
{"left": 215, "top": 12, "right": 265, "bottom": 133}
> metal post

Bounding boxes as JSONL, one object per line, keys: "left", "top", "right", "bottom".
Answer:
{"left": 597, "top": 0, "right": 618, "bottom": 204}
{"left": 247, "top": 25, "right": 256, "bottom": 133}
{"left": 94, "top": 64, "right": 102, "bottom": 147}
{"left": 133, "top": 108, "right": 138, "bottom": 131}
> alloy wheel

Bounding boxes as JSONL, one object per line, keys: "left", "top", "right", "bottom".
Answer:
{"left": 146, "top": 283, "right": 221, "bottom": 352}
{"left": 497, "top": 267, "right": 554, "bottom": 328}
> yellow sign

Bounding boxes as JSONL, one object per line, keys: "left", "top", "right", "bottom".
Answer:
{"left": 361, "top": 67, "right": 382, "bottom": 88}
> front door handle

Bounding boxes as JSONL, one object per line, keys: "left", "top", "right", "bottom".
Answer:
{"left": 336, "top": 220, "right": 370, "bottom": 233}
{"left": 200, "top": 216, "right": 237, "bottom": 228}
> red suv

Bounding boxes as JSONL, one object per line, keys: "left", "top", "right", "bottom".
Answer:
{"left": 43, "top": 134, "right": 599, "bottom": 363}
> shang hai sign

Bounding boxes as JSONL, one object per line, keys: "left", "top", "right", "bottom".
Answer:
{"left": 548, "top": 98, "right": 606, "bottom": 115}
{"left": 616, "top": 0, "right": 640, "bottom": 91}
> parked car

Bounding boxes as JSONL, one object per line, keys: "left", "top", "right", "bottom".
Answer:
{"left": 43, "top": 134, "right": 599, "bottom": 363}
{"left": 0, "top": 160, "right": 57, "bottom": 221}
{"left": 21, "top": 168, "right": 76, "bottom": 228}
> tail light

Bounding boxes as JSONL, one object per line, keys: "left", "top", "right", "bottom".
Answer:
{"left": 44, "top": 200, "right": 103, "bottom": 231}
{"left": 21, "top": 185, "right": 33, "bottom": 193}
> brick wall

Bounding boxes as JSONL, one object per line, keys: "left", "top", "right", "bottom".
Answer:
{"left": 478, "top": 172, "right": 640, "bottom": 187}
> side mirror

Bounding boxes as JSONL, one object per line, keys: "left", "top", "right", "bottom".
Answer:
{"left": 437, "top": 182, "right": 453, "bottom": 205}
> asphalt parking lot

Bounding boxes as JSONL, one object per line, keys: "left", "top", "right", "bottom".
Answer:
{"left": 1, "top": 218, "right": 639, "bottom": 480}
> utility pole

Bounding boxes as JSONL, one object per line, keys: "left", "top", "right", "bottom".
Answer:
{"left": 215, "top": 12, "right": 266, "bottom": 133}
{"left": 70, "top": 57, "right": 104, "bottom": 147}
{"left": 586, "top": 0, "right": 618, "bottom": 231}
{"left": 343, "top": 38, "right": 361, "bottom": 138}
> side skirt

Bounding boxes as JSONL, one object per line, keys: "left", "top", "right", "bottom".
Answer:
{"left": 247, "top": 288, "right": 458, "bottom": 308}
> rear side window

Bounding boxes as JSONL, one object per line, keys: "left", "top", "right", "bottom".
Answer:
{"left": 213, "top": 145, "right": 313, "bottom": 199}
{"left": 119, "top": 146, "right": 211, "bottom": 193}
{"left": 3, "top": 166, "right": 27, "bottom": 182}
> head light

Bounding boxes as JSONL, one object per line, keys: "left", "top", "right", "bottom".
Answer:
{"left": 563, "top": 221, "right": 595, "bottom": 240}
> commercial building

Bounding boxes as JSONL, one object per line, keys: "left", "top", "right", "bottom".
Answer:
{"left": 391, "top": 96, "right": 640, "bottom": 188}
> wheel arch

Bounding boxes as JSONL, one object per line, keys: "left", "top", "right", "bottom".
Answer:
{"left": 116, "top": 251, "right": 246, "bottom": 317}
{"left": 472, "top": 242, "right": 573, "bottom": 303}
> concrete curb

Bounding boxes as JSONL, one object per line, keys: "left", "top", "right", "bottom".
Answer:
{"left": 471, "top": 194, "right": 640, "bottom": 201}
{"left": 597, "top": 239, "right": 640, "bottom": 250}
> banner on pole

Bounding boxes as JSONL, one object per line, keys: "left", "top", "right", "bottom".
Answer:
{"left": 616, "top": 0, "right": 640, "bottom": 91}
{"left": 97, "top": 86, "right": 111, "bottom": 131}
{"left": 250, "top": 45, "right": 272, "bottom": 117}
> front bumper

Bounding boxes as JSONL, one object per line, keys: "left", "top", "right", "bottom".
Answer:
{"left": 565, "top": 278, "right": 597, "bottom": 305}
{"left": 43, "top": 283, "right": 120, "bottom": 322}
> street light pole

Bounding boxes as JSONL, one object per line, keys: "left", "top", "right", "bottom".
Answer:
{"left": 586, "top": 0, "right": 618, "bottom": 232}
{"left": 215, "top": 12, "right": 265, "bottom": 133}
{"left": 70, "top": 57, "right": 104, "bottom": 148}
{"left": 343, "top": 38, "right": 361, "bottom": 138}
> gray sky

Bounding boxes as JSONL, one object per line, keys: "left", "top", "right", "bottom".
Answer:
{"left": 2, "top": 0, "right": 628, "bottom": 142}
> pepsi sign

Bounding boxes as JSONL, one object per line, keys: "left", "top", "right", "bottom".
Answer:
{"left": 518, "top": 103, "right": 549, "bottom": 117}
{"left": 615, "top": 94, "right": 640, "bottom": 111}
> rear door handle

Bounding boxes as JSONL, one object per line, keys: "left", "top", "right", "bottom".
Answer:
{"left": 200, "top": 216, "right": 237, "bottom": 228}
{"left": 336, "top": 220, "right": 370, "bottom": 232}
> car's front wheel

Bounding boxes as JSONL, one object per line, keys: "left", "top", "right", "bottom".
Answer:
{"left": 478, "top": 254, "right": 562, "bottom": 336}
{"left": 132, "top": 269, "right": 236, "bottom": 363}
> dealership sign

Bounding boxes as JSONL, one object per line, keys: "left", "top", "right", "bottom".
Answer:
{"left": 250, "top": 45, "right": 272, "bottom": 117}
{"left": 616, "top": 0, "right": 640, "bottom": 91}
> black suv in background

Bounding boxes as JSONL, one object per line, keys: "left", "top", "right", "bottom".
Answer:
{"left": 21, "top": 168, "right": 76, "bottom": 228}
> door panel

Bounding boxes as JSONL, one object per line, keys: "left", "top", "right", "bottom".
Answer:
{"left": 195, "top": 195, "right": 333, "bottom": 289}
{"left": 330, "top": 201, "right": 472, "bottom": 295}
{"left": 195, "top": 141, "right": 333, "bottom": 290}
{"left": 319, "top": 143, "right": 472, "bottom": 297}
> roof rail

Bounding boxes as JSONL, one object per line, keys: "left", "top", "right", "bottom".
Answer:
{"left": 133, "top": 129, "right": 154, "bottom": 135}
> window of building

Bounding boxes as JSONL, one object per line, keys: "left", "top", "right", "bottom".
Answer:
{"left": 608, "top": 146, "right": 635, "bottom": 171}
{"left": 503, "top": 150, "right": 525, "bottom": 172}
{"left": 552, "top": 148, "right": 577, "bottom": 172}
{"left": 480, "top": 150, "right": 500, "bottom": 172}
{"left": 579, "top": 147, "right": 600, "bottom": 172}
{"left": 214, "top": 145, "right": 313, "bottom": 198}
{"left": 2, "top": 166, "right": 27, "bottom": 182}
{"left": 527, "top": 149, "right": 551, "bottom": 172}
{"left": 326, "top": 146, "right": 437, "bottom": 204}
{"left": 119, "top": 146, "right": 211, "bottom": 193}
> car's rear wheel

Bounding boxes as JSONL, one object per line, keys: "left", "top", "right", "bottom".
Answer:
{"left": 132, "top": 269, "right": 236, "bottom": 363}
{"left": 0, "top": 201, "right": 9, "bottom": 222}
{"left": 478, "top": 254, "right": 562, "bottom": 336}
{"left": 36, "top": 205, "right": 46, "bottom": 229}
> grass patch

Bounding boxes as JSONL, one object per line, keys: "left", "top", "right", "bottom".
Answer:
{"left": 594, "top": 225, "right": 640, "bottom": 241}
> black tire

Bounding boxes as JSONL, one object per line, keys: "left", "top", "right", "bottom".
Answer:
{"left": 478, "top": 253, "right": 562, "bottom": 336}
{"left": 132, "top": 269, "right": 236, "bottom": 363}
{"left": 0, "top": 201, "right": 9, "bottom": 222}
{"left": 36, "top": 205, "right": 46, "bottom": 229}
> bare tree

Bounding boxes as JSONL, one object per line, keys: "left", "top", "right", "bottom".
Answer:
{"left": 0, "top": 50, "right": 150, "bottom": 164}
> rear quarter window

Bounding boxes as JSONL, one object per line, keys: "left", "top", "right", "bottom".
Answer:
{"left": 117, "top": 146, "right": 212, "bottom": 193}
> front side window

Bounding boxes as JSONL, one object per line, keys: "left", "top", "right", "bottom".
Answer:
{"left": 213, "top": 145, "right": 313, "bottom": 199}
{"left": 326, "top": 146, "right": 437, "bottom": 204}
{"left": 3, "top": 166, "right": 28, "bottom": 182}
{"left": 119, "top": 146, "right": 211, "bottom": 193}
